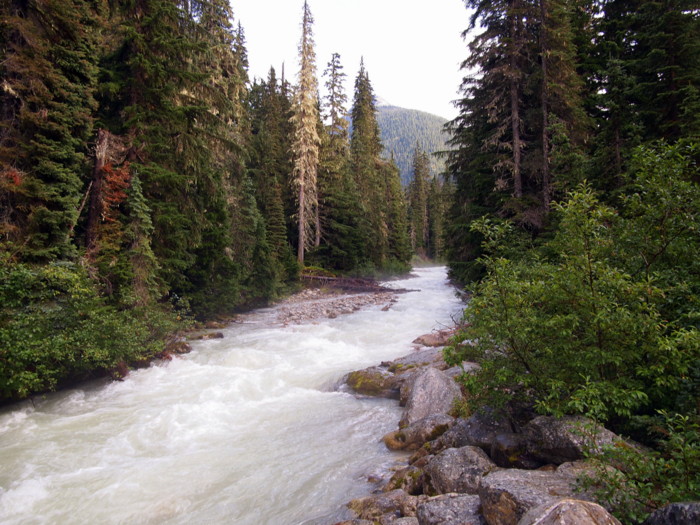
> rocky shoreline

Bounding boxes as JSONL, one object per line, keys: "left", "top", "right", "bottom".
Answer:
{"left": 332, "top": 331, "right": 698, "bottom": 525}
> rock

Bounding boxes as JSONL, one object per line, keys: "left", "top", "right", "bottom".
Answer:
{"left": 399, "top": 368, "right": 462, "bottom": 428}
{"left": 412, "top": 329, "right": 456, "bottom": 347}
{"left": 444, "top": 362, "right": 480, "bottom": 378}
{"left": 643, "top": 502, "right": 700, "bottom": 525}
{"left": 478, "top": 468, "right": 585, "bottom": 525}
{"left": 490, "top": 433, "right": 542, "bottom": 470}
{"left": 385, "top": 466, "right": 425, "bottom": 495}
{"left": 523, "top": 416, "right": 619, "bottom": 465}
{"left": 518, "top": 499, "right": 621, "bottom": 525}
{"left": 391, "top": 348, "right": 447, "bottom": 371}
{"left": 384, "top": 414, "right": 455, "bottom": 451}
{"left": 187, "top": 331, "right": 225, "bottom": 341}
{"left": 417, "top": 494, "right": 485, "bottom": 525}
{"left": 424, "top": 446, "right": 496, "bottom": 495}
{"left": 348, "top": 489, "right": 422, "bottom": 522}
{"left": 346, "top": 367, "right": 401, "bottom": 399}
{"left": 334, "top": 521, "right": 374, "bottom": 525}
{"left": 433, "top": 410, "right": 513, "bottom": 454}
{"left": 392, "top": 519, "right": 420, "bottom": 525}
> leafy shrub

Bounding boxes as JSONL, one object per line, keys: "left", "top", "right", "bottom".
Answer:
{"left": 0, "top": 255, "right": 182, "bottom": 401}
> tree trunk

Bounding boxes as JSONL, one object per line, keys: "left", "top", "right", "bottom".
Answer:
{"left": 298, "top": 182, "right": 305, "bottom": 265}
{"left": 510, "top": 7, "right": 523, "bottom": 199}
{"left": 86, "top": 129, "right": 109, "bottom": 250}
{"left": 540, "top": 0, "right": 551, "bottom": 211}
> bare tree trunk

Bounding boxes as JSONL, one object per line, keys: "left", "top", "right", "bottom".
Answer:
{"left": 510, "top": 7, "right": 523, "bottom": 199}
{"left": 86, "top": 129, "right": 109, "bottom": 250}
{"left": 540, "top": 0, "right": 551, "bottom": 211}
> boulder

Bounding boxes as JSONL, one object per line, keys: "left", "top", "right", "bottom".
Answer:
{"left": 399, "top": 368, "right": 462, "bottom": 428}
{"left": 478, "top": 468, "right": 584, "bottom": 525}
{"left": 522, "top": 416, "right": 618, "bottom": 465}
{"left": 417, "top": 494, "right": 485, "bottom": 525}
{"left": 518, "top": 499, "right": 621, "bottom": 525}
{"left": 346, "top": 367, "right": 401, "bottom": 399}
{"left": 643, "top": 502, "right": 700, "bottom": 525}
{"left": 383, "top": 414, "right": 455, "bottom": 451}
{"left": 433, "top": 410, "right": 513, "bottom": 454}
{"left": 412, "top": 329, "right": 455, "bottom": 348}
{"left": 424, "top": 446, "right": 496, "bottom": 495}
{"left": 490, "top": 433, "right": 542, "bottom": 470}
{"left": 384, "top": 466, "right": 425, "bottom": 495}
{"left": 392, "top": 519, "right": 420, "bottom": 525}
{"left": 391, "top": 348, "right": 447, "bottom": 370}
{"left": 348, "top": 489, "right": 423, "bottom": 522}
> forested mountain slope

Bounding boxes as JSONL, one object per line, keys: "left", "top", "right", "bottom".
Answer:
{"left": 376, "top": 104, "right": 448, "bottom": 185}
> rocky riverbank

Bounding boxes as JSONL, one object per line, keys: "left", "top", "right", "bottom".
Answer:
{"left": 333, "top": 332, "right": 699, "bottom": 525}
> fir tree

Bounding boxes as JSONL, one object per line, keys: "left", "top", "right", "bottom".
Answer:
{"left": 290, "top": 1, "right": 321, "bottom": 266}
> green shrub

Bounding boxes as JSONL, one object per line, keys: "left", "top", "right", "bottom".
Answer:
{"left": 0, "top": 255, "right": 182, "bottom": 401}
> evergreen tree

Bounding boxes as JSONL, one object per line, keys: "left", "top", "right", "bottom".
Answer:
{"left": 0, "top": 0, "right": 101, "bottom": 260}
{"left": 290, "top": 1, "right": 321, "bottom": 266}
{"left": 407, "top": 145, "right": 430, "bottom": 255}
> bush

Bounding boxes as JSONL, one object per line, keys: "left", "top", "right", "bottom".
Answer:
{"left": 445, "top": 143, "right": 699, "bottom": 427}
{"left": 0, "top": 255, "right": 182, "bottom": 401}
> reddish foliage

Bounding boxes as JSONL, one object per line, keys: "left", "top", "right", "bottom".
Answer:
{"left": 3, "top": 168, "right": 23, "bottom": 186}
{"left": 101, "top": 162, "right": 131, "bottom": 222}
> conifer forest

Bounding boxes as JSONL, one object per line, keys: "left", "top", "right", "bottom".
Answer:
{"left": 0, "top": 1, "right": 699, "bottom": 517}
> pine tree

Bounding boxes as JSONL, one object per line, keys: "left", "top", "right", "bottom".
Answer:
{"left": 407, "top": 145, "right": 431, "bottom": 255}
{"left": 290, "top": 1, "right": 321, "bottom": 266}
{"left": 0, "top": 0, "right": 101, "bottom": 260}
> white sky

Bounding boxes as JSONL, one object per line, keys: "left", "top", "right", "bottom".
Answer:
{"left": 231, "top": 0, "right": 468, "bottom": 120}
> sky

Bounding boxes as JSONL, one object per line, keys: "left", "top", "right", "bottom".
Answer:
{"left": 231, "top": 0, "right": 469, "bottom": 120}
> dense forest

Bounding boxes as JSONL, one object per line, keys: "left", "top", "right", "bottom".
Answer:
{"left": 0, "top": 0, "right": 453, "bottom": 401}
{"left": 443, "top": 0, "right": 699, "bottom": 521}
{"left": 376, "top": 104, "right": 448, "bottom": 185}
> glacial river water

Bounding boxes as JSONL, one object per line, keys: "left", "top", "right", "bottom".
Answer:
{"left": 0, "top": 266, "right": 464, "bottom": 525}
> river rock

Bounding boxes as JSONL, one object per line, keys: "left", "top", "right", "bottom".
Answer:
{"left": 348, "top": 489, "right": 423, "bottom": 522}
{"left": 412, "top": 329, "right": 455, "bottom": 348}
{"left": 399, "top": 368, "right": 462, "bottom": 428}
{"left": 391, "top": 348, "right": 447, "bottom": 371}
{"left": 518, "top": 499, "right": 621, "bottom": 525}
{"left": 432, "top": 410, "right": 513, "bottom": 454}
{"left": 346, "top": 367, "right": 401, "bottom": 399}
{"left": 478, "top": 468, "right": 583, "bottom": 525}
{"left": 522, "top": 416, "right": 619, "bottom": 465}
{"left": 385, "top": 466, "right": 425, "bottom": 495}
{"left": 642, "top": 502, "right": 700, "bottom": 525}
{"left": 424, "top": 446, "right": 496, "bottom": 495}
{"left": 384, "top": 414, "right": 455, "bottom": 451}
{"left": 490, "top": 433, "right": 542, "bottom": 469}
{"left": 417, "top": 494, "right": 485, "bottom": 525}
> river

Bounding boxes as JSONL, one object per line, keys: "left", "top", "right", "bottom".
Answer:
{"left": 0, "top": 266, "right": 464, "bottom": 525}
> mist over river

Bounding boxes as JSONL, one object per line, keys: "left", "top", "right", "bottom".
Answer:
{"left": 0, "top": 266, "right": 463, "bottom": 525}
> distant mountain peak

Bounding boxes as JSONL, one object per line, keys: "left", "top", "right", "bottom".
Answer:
{"left": 375, "top": 95, "right": 393, "bottom": 107}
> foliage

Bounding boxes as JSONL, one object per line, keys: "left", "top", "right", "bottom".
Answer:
{"left": 580, "top": 411, "right": 700, "bottom": 524}
{"left": 0, "top": 256, "right": 182, "bottom": 401}
{"left": 445, "top": 144, "right": 700, "bottom": 427}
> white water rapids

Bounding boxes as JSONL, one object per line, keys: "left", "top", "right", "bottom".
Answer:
{"left": 0, "top": 266, "right": 464, "bottom": 525}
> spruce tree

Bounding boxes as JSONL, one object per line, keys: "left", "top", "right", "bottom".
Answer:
{"left": 407, "top": 145, "right": 430, "bottom": 255}
{"left": 0, "top": 0, "right": 101, "bottom": 260}
{"left": 290, "top": 1, "right": 321, "bottom": 266}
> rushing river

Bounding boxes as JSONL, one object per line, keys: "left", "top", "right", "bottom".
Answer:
{"left": 0, "top": 266, "right": 464, "bottom": 525}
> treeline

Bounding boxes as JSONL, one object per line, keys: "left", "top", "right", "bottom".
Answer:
{"left": 0, "top": 0, "right": 411, "bottom": 401}
{"left": 445, "top": 1, "right": 699, "bottom": 520}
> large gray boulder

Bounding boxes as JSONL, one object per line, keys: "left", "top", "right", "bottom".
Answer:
{"left": 392, "top": 348, "right": 447, "bottom": 369}
{"left": 518, "top": 499, "right": 621, "bottom": 525}
{"left": 345, "top": 366, "right": 401, "bottom": 398}
{"left": 384, "top": 414, "right": 455, "bottom": 451}
{"left": 643, "top": 502, "right": 700, "bottom": 525}
{"left": 522, "top": 416, "right": 618, "bottom": 465}
{"left": 478, "top": 469, "right": 584, "bottom": 525}
{"left": 400, "top": 368, "right": 462, "bottom": 428}
{"left": 417, "top": 494, "right": 486, "bottom": 525}
{"left": 412, "top": 329, "right": 456, "bottom": 348}
{"left": 424, "top": 446, "right": 496, "bottom": 495}
{"left": 433, "top": 410, "right": 513, "bottom": 454}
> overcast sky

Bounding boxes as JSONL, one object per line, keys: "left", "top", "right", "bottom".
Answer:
{"left": 231, "top": 0, "right": 468, "bottom": 120}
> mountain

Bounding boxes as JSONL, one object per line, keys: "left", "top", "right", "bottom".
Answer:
{"left": 376, "top": 103, "right": 449, "bottom": 185}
